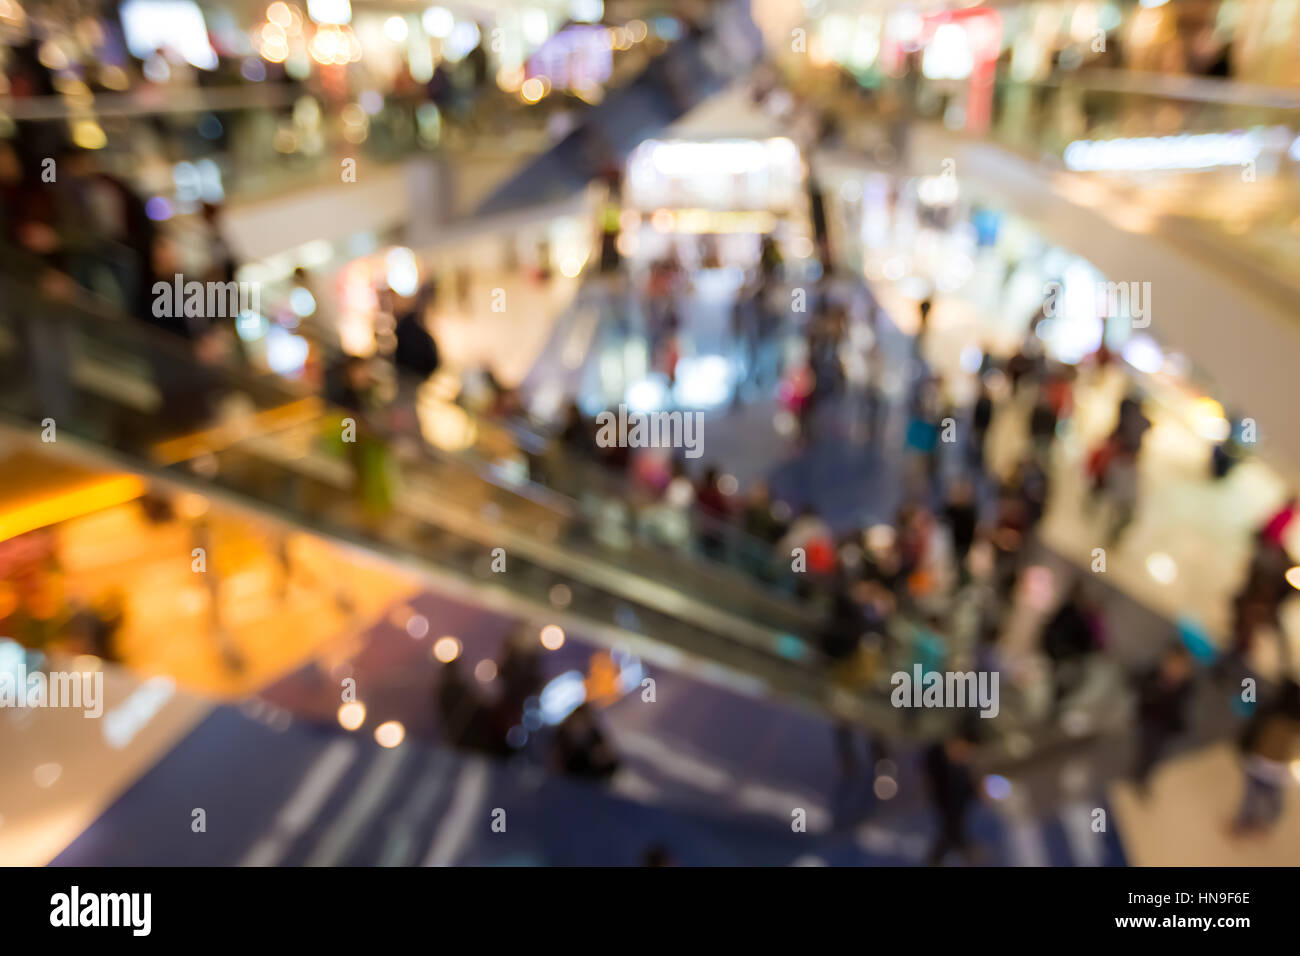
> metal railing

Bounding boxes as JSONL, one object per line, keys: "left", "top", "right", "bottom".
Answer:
{"left": 0, "top": 277, "right": 961, "bottom": 735}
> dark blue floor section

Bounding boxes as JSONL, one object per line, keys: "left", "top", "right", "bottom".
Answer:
{"left": 51, "top": 703, "right": 1124, "bottom": 866}
{"left": 52, "top": 580, "right": 1126, "bottom": 867}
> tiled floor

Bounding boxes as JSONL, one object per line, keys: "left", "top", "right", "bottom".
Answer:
{"left": 1110, "top": 743, "right": 1300, "bottom": 867}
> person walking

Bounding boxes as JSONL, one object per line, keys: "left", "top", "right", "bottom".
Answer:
{"left": 392, "top": 283, "right": 440, "bottom": 404}
{"left": 1131, "top": 644, "right": 1195, "bottom": 796}
{"left": 1230, "top": 681, "right": 1300, "bottom": 836}
{"left": 924, "top": 734, "right": 979, "bottom": 865}
{"left": 1041, "top": 581, "right": 1104, "bottom": 717}
{"left": 969, "top": 378, "right": 993, "bottom": 475}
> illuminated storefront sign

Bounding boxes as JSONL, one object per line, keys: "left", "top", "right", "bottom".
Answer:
{"left": 625, "top": 138, "right": 803, "bottom": 211}
{"left": 526, "top": 24, "right": 613, "bottom": 90}
{"left": 1064, "top": 131, "right": 1264, "bottom": 172}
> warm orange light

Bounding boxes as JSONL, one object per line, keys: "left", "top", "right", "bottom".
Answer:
{"left": 175, "top": 493, "right": 210, "bottom": 519}
{"left": 520, "top": 77, "right": 545, "bottom": 103}
{"left": 374, "top": 720, "right": 405, "bottom": 747}
{"left": 650, "top": 208, "right": 675, "bottom": 232}
{"left": 150, "top": 397, "right": 321, "bottom": 465}
{"left": 261, "top": 42, "right": 289, "bottom": 64}
{"left": 71, "top": 120, "right": 107, "bottom": 150}
{"left": 496, "top": 66, "right": 524, "bottom": 92}
{"left": 267, "top": 2, "right": 292, "bottom": 28}
{"left": 0, "top": 583, "right": 16, "bottom": 618}
{"left": 344, "top": 25, "right": 362, "bottom": 62}
{"left": 0, "top": 475, "right": 147, "bottom": 542}
{"left": 337, "top": 701, "right": 366, "bottom": 730}
{"left": 310, "top": 25, "right": 340, "bottom": 64}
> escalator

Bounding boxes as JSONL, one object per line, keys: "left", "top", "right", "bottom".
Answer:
{"left": 0, "top": 279, "right": 950, "bottom": 736}
{"left": 474, "top": 5, "right": 762, "bottom": 217}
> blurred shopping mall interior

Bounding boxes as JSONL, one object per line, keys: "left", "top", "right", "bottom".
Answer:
{"left": 1, "top": 0, "right": 1299, "bottom": 867}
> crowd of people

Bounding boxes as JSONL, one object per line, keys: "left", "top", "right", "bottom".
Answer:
{"left": 7, "top": 60, "right": 1297, "bottom": 861}
{"left": 0, "top": 123, "right": 461, "bottom": 506}
{"left": 435, "top": 629, "right": 620, "bottom": 784}
{"left": 519, "top": 244, "right": 1300, "bottom": 857}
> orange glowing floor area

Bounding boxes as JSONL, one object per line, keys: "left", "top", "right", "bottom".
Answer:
{"left": 0, "top": 451, "right": 421, "bottom": 698}
{"left": 0, "top": 451, "right": 148, "bottom": 542}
